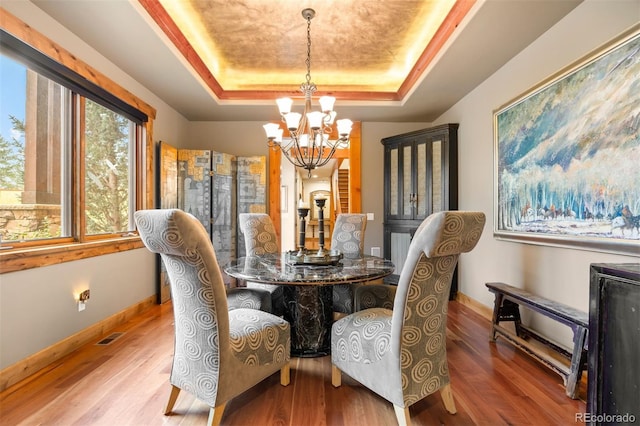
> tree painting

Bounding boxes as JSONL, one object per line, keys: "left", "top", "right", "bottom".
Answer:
{"left": 495, "top": 31, "right": 640, "bottom": 247}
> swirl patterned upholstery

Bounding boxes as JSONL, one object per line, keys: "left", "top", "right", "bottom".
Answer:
{"left": 238, "top": 213, "right": 284, "bottom": 316}
{"left": 134, "top": 209, "right": 290, "bottom": 426}
{"left": 331, "top": 211, "right": 485, "bottom": 425}
{"left": 354, "top": 283, "right": 396, "bottom": 310}
{"left": 331, "top": 214, "right": 367, "bottom": 314}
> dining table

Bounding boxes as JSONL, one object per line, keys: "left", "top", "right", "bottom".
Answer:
{"left": 224, "top": 253, "right": 395, "bottom": 357}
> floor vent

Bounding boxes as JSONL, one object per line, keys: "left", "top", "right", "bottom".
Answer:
{"left": 96, "top": 332, "right": 125, "bottom": 345}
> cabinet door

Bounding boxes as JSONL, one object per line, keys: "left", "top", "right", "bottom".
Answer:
{"left": 386, "top": 142, "right": 415, "bottom": 221}
{"left": 383, "top": 225, "right": 416, "bottom": 283}
{"left": 414, "top": 140, "right": 429, "bottom": 219}
{"left": 415, "top": 136, "right": 448, "bottom": 220}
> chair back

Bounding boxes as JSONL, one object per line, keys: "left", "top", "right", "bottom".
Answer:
{"left": 331, "top": 213, "right": 367, "bottom": 256}
{"left": 391, "top": 211, "right": 485, "bottom": 403}
{"left": 239, "top": 213, "right": 280, "bottom": 255}
{"left": 134, "top": 209, "right": 230, "bottom": 405}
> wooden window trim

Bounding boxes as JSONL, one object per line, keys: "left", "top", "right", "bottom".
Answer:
{"left": 0, "top": 9, "right": 157, "bottom": 274}
{"left": 0, "top": 238, "right": 145, "bottom": 274}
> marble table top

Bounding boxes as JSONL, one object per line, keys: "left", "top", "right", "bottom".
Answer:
{"left": 224, "top": 253, "right": 395, "bottom": 286}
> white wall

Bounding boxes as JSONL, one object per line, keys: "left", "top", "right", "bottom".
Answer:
{"left": 436, "top": 0, "right": 640, "bottom": 346}
{"left": 0, "top": 1, "right": 189, "bottom": 369}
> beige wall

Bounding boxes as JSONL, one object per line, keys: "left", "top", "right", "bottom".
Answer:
{"left": 435, "top": 0, "right": 640, "bottom": 346}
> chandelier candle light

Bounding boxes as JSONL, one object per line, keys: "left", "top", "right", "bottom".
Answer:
{"left": 263, "top": 8, "right": 353, "bottom": 177}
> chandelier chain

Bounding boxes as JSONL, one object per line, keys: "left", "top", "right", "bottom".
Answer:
{"left": 305, "top": 13, "right": 312, "bottom": 85}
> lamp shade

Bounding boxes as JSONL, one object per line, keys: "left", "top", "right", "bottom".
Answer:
{"left": 284, "top": 112, "right": 302, "bottom": 131}
{"left": 275, "top": 128, "right": 284, "bottom": 143}
{"left": 319, "top": 96, "right": 336, "bottom": 113}
{"left": 336, "top": 119, "right": 353, "bottom": 136}
{"left": 263, "top": 123, "right": 281, "bottom": 139}
{"left": 306, "top": 111, "right": 324, "bottom": 129}
{"left": 276, "top": 98, "right": 293, "bottom": 115}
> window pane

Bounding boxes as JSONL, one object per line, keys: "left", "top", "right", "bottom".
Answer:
{"left": 0, "top": 55, "right": 69, "bottom": 243}
{"left": 84, "top": 99, "right": 133, "bottom": 235}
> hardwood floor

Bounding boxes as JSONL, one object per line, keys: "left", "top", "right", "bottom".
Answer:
{"left": 0, "top": 300, "right": 586, "bottom": 425}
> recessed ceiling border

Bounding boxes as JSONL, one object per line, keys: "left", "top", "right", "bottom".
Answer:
{"left": 137, "top": 0, "right": 476, "bottom": 103}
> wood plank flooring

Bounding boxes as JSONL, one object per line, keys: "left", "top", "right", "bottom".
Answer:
{"left": 0, "top": 301, "right": 586, "bottom": 425}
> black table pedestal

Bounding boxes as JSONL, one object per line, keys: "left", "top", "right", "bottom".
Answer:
{"left": 283, "top": 285, "right": 332, "bottom": 357}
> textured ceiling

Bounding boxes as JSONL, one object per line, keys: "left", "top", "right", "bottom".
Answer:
{"left": 142, "top": 0, "right": 470, "bottom": 100}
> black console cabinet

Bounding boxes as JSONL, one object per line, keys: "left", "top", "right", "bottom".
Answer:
{"left": 588, "top": 263, "right": 640, "bottom": 424}
{"left": 381, "top": 124, "right": 458, "bottom": 298}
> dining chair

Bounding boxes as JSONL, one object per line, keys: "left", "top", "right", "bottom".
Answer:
{"left": 331, "top": 211, "right": 486, "bottom": 426}
{"left": 238, "top": 213, "right": 284, "bottom": 316}
{"left": 331, "top": 213, "right": 367, "bottom": 314}
{"left": 135, "top": 209, "right": 291, "bottom": 426}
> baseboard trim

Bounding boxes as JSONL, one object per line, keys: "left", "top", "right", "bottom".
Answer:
{"left": 455, "top": 291, "right": 493, "bottom": 321}
{"left": 0, "top": 295, "right": 156, "bottom": 392}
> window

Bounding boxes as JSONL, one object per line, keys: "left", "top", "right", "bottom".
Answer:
{"left": 83, "top": 99, "right": 136, "bottom": 236}
{"left": 0, "top": 53, "right": 143, "bottom": 244}
{"left": 0, "top": 18, "right": 155, "bottom": 272}
{"left": 0, "top": 57, "right": 70, "bottom": 243}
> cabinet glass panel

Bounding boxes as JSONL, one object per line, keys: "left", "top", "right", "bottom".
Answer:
{"left": 416, "top": 142, "right": 427, "bottom": 217}
{"left": 432, "top": 140, "right": 442, "bottom": 212}
{"left": 403, "top": 145, "right": 412, "bottom": 216}
{"left": 390, "top": 231, "right": 412, "bottom": 275}
{"left": 390, "top": 148, "right": 398, "bottom": 215}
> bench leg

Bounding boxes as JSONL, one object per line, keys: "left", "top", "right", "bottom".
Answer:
{"left": 490, "top": 293, "right": 503, "bottom": 341}
{"left": 491, "top": 296, "right": 523, "bottom": 341}
{"left": 502, "top": 300, "right": 523, "bottom": 338}
{"left": 565, "top": 325, "right": 588, "bottom": 399}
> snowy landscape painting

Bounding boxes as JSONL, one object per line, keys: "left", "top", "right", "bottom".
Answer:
{"left": 494, "top": 28, "right": 639, "bottom": 255}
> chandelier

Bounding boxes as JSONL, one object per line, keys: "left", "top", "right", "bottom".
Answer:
{"left": 263, "top": 8, "right": 352, "bottom": 177}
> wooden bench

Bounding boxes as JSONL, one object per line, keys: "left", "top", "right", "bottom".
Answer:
{"left": 485, "top": 282, "right": 588, "bottom": 399}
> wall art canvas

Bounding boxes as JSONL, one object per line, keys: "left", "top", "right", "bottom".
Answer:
{"left": 494, "top": 27, "right": 639, "bottom": 255}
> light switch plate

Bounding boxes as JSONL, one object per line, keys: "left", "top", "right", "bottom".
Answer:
{"left": 367, "top": 213, "right": 374, "bottom": 221}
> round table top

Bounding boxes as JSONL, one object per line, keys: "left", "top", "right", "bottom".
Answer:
{"left": 224, "top": 253, "right": 395, "bottom": 286}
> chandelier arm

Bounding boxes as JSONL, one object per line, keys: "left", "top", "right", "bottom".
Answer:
{"left": 292, "top": 139, "right": 309, "bottom": 167}
{"left": 280, "top": 143, "right": 307, "bottom": 169}
{"left": 278, "top": 135, "right": 310, "bottom": 169}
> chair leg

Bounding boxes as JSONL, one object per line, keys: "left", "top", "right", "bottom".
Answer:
{"left": 440, "top": 383, "right": 457, "bottom": 414}
{"left": 331, "top": 364, "right": 342, "bottom": 387}
{"left": 281, "top": 362, "right": 291, "bottom": 386}
{"left": 164, "top": 385, "right": 181, "bottom": 415}
{"left": 207, "top": 403, "right": 226, "bottom": 426}
{"left": 393, "top": 404, "right": 411, "bottom": 426}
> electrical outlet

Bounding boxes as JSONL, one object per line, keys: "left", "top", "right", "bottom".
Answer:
{"left": 371, "top": 247, "right": 381, "bottom": 257}
{"left": 367, "top": 212, "right": 374, "bottom": 221}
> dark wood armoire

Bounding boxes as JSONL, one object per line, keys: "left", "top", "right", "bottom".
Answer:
{"left": 381, "top": 123, "right": 459, "bottom": 298}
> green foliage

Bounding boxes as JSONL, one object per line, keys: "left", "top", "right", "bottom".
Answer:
{"left": 84, "top": 100, "right": 131, "bottom": 235}
{"left": 0, "top": 115, "right": 25, "bottom": 190}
